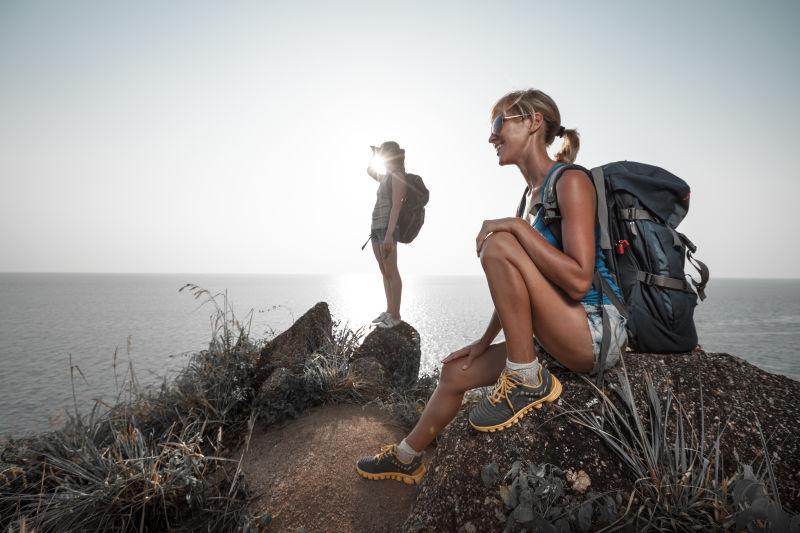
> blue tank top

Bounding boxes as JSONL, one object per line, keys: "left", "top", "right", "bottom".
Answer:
{"left": 529, "top": 163, "right": 622, "bottom": 305}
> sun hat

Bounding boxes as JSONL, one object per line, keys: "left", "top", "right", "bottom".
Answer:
{"left": 379, "top": 141, "right": 405, "bottom": 157}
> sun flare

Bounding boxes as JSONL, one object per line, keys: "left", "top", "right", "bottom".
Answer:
{"left": 369, "top": 154, "right": 387, "bottom": 176}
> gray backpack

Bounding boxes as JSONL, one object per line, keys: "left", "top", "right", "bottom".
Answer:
{"left": 518, "top": 161, "right": 709, "bottom": 381}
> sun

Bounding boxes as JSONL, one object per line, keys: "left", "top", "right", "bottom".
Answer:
{"left": 369, "top": 153, "right": 387, "bottom": 176}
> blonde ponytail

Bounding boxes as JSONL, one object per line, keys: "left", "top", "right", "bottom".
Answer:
{"left": 554, "top": 128, "right": 580, "bottom": 163}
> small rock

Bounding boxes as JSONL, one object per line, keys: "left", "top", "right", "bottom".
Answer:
{"left": 565, "top": 469, "right": 591, "bottom": 494}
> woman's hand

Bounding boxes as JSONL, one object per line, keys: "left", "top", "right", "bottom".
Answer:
{"left": 441, "top": 339, "right": 491, "bottom": 370}
{"left": 476, "top": 217, "right": 520, "bottom": 256}
{"left": 381, "top": 238, "right": 395, "bottom": 257}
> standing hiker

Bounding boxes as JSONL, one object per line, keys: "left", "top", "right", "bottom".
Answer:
{"left": 356, "top": 89, "right": 628, "bottom": 484}
{"left": 367, "top": 141, "right": 407, "bottom": 329}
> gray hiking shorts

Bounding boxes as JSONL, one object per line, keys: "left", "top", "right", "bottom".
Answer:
{"left": 370, "top": 226, "right": 398, "bottom": 243}
{"left": 534, "top": 303, "right": 628, "bottom": 376}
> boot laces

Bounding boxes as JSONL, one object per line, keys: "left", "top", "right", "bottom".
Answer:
{"left": 375, "top": 444, "right": 397, "bottom": 460}
{"left": 488, "top": 369, "right": 523, "bottom": 408}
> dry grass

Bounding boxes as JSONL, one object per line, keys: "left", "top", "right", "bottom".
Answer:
{"left": 1, "top": 286, "right": 259, "bottom": 532}
{"left": 0, "top": 288, "right": 423, "bottom": 532}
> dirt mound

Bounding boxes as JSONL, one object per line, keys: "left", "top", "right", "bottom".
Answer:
{"left": 240, "top": 403, "right": 421, "bottom": 533}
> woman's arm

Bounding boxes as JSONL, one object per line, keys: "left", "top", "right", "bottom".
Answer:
{"left": 384, "top": 170, "right": 406, "bottom": 239}
{"left": 515, "top": 170, "right": 596, "bottom": 299}
{"left": 476, "top": 170, "right": 596, "bottom": 301}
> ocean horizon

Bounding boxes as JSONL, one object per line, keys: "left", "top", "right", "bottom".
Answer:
{"left": 1, "top": 273, "right": 798, "bottom": 437}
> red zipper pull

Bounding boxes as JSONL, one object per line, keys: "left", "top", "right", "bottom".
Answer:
{"left": 616, "top": 239, "right": 630, "bottom": 255}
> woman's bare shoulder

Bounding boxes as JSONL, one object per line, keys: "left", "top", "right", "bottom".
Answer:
{"left": 555, "top": 169, "right": 594, "bottom": 215}
{"left": 555, "top": 169, "right": 592, "bottom": 198}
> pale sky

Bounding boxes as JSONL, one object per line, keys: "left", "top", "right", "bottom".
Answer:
{"left": 1, "top": 0, "right": 798, "bottom": 277}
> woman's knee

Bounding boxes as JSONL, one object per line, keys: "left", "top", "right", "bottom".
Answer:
{"left": 438, "top": 363, "right": 470, "bottom": 395}
{"left": 480, "top": 231, "right": 518, "bottom": 267}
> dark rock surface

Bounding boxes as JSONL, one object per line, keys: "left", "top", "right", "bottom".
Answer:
{"left": 253, "top": 367, "right": 319, "bottom": 426}
{"left": 405, "top": 352, "right": 800, "bottom": 532}
{"left": 353, "top": 322, "right": 421, "bottom": 388}
{"left": 349, "top": 356, "right": 388, "bottom": 387}
{"left": 256, "top": 301, "right": 332, "bottom": 381}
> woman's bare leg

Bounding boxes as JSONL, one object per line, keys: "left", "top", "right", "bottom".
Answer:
{"left": 381, "top": 243, "right": 402, "bottom": 319}
{"left": 481, "top": 231, "right": 593, "bottom": 372}
{"left": 371, "top": 241, "right": 392, "bottom": 313}
{"left": 405, "top": 342, "right": 508, "bottom": 451}
{"left": 402, "top": 231, "right": 594, "bottom": 453}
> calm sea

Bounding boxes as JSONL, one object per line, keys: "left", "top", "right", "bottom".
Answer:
{"left": 1, "top": 274, "right": 798, "bottom": 436}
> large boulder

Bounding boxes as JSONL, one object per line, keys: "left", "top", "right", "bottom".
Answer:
{"left": 256, "top": 302, "right": 332, "bottom": 382}
{"left": 405, "top": 352, "right": 800, "bottom": 532}
{"left": 353, "top": 322, "right": 421, "bottom": 389}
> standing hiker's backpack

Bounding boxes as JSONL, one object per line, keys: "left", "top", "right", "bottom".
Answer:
{"left": 391, "top": 173, "right": 429, "bottom": 244}
{"left": 522, "top": 161, "right": 709, "bottom": 362}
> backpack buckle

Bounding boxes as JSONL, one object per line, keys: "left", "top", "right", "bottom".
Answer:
{"left": 640, "top": 272, "right": 655, "bottom": 286}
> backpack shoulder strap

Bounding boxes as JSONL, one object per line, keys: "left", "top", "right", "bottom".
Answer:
{"left": 542, "top": 163, "right": 590, "bottom": 214}
{"left": 541, "top": 163, "right": 590, "bottom": 244}
{"left": 542, "top": 165, "right": 580, "bottom": 221}
{"left": 515, "top": 186, "right": 529, "bottom": 218}
{"left": 542, "top": 164, "right": 614, "bottom": 253}
{"left": 590, "top": 167, "right": 613, "bottom": 252}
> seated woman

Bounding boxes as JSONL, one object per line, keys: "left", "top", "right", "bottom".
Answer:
{"left": 356, "top": 89, "right": 627, "bottom": 484}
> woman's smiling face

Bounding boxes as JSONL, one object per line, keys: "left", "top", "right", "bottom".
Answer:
{"left": 489, "top": 111, "right": 533, "bottom": 166}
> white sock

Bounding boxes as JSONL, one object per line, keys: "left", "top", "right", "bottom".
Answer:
{"left": 506, "top": 358, "right": 541, "bottom": 386}
{"left": 396, "top": 439, "right": 421, "bottom": 464}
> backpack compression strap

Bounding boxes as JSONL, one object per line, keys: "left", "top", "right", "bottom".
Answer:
{"left": 677, "top": 233, "right": 710, "bottom": 301}
{"left": 617, "top": 209, "right": 709, "bottom": 301}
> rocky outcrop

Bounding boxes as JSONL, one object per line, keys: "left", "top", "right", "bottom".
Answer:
{"left": 405, "top": 352, "right": 800, "bottom": 532}
{"left": 256, "top": 302, "right": 332, "bottom": 383}
{"left": 248, "top": 303, "right": 800, "bottom": 530}
{"left": 353, "top": 322, "right": 421, "bottom": 388}
{"left": 252, "top": 304, "right": 422, "bottom": 429}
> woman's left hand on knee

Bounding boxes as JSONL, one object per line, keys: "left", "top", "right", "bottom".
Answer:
{"left": 476, "top": 218, "right": 521, "bottom": 256}
{"left": 442, "top": 339, "right": 490, "bottom": 370}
